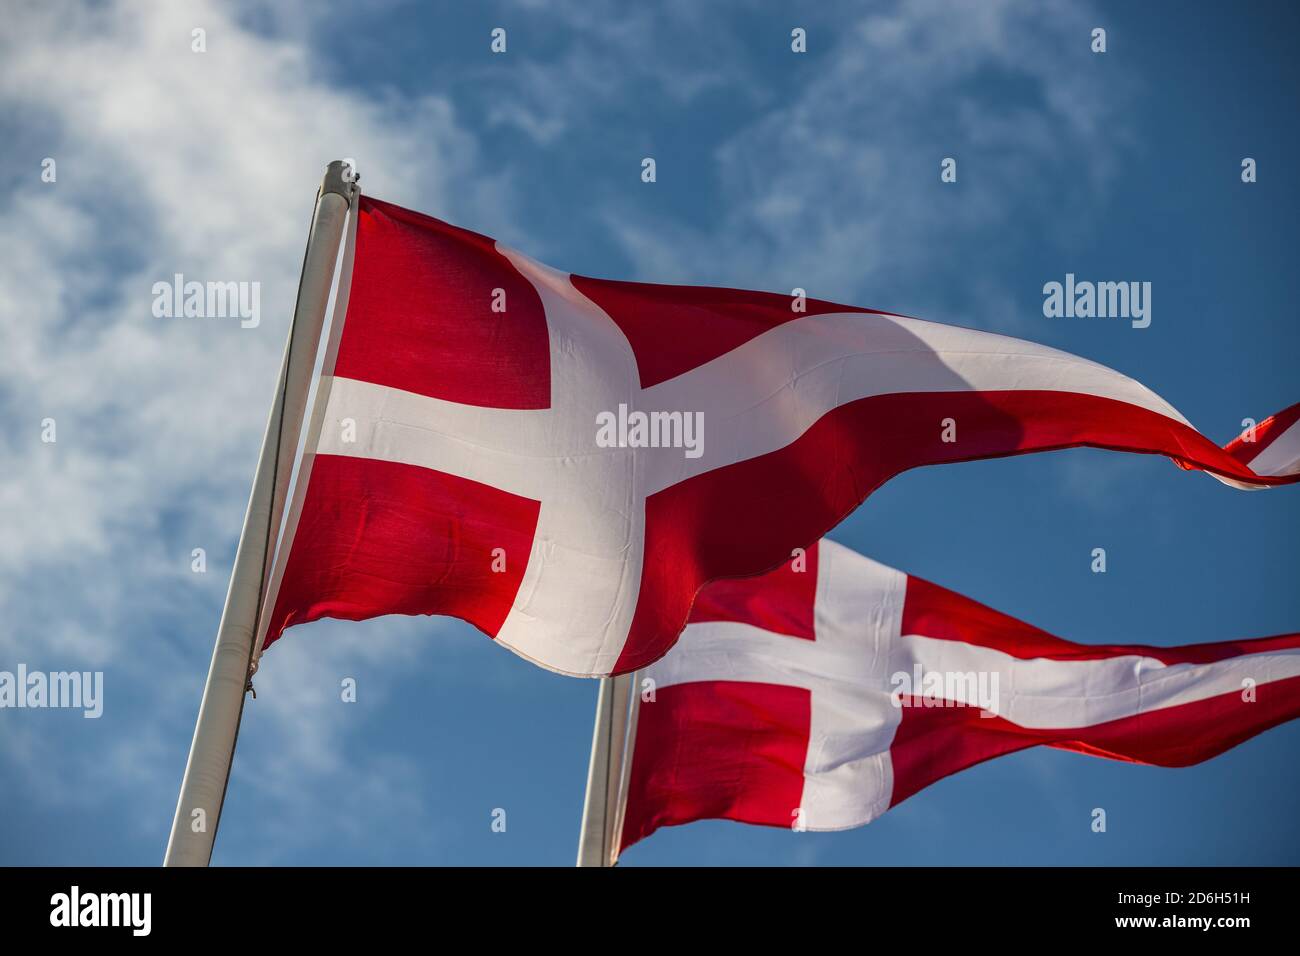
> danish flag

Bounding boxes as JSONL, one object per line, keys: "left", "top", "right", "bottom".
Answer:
{"left": 612, "top": 538, "right": 1300, "bottom": 860}
{"left": 256, "top": 195, "right": 1300, "bottom": 677}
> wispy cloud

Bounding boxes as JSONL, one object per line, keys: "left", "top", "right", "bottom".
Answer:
{"left": 592, "top": 0, "right": 1131, "bottom": 330}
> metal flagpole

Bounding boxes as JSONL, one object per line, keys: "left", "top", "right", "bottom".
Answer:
{"left": 163, "top": 161, "right": 357, "bottom": 866}
{"left": 576, "top": 673, "right": 634, "bottom": 867}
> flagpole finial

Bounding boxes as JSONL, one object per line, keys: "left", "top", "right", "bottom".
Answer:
{"left": 321, "top": 159, "right": 358, "bottom": 201}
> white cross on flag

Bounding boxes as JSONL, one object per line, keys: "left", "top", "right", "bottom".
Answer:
{"left": 610, "top": 538, "right": 1300, "bottom": 860}
{"left": 256, "top": 195, "right": 1300, "bottom": 677}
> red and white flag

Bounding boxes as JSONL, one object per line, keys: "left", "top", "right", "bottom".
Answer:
{"left": 256, "top": 195, "right": 1300, "bottom": 677}
{"left": 612, "top": 538, "right": 1300, "bottom": 860}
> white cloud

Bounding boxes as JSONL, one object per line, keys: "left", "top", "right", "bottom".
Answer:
{"left": 0, "top": 0, "right": 494, "bottom": 577}
{"left": 0, "top": 0, "right": 514, "bottom": 860}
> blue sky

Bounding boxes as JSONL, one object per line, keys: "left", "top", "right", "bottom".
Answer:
{"left": 1, "top": 0, "right": 1297, "bottom": 866}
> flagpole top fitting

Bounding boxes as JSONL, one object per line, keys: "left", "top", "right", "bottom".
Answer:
{"left": 321, "top": 159, "right": 359, "bottom": 201}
